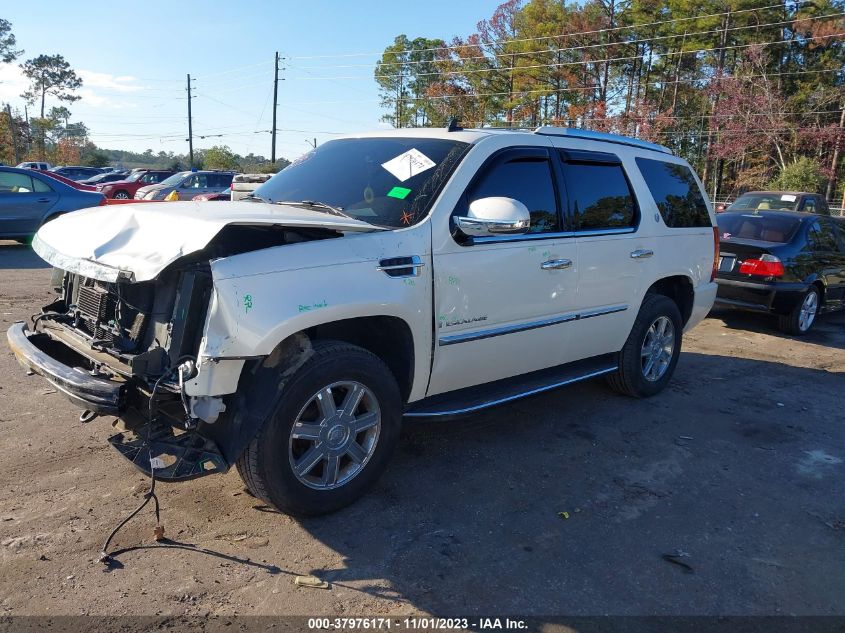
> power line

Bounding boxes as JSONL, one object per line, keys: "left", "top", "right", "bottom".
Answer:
{"left": 285, "top": 1, "right": 809, "bottom": 60}
{"left": 278, "top": 67, "right": 840, "bottom": 106}
{"left": 298, "top": 32, "right": 843, "bottom": 82}
{"left": 291, "top": 12, "right": 844, "bottom": 71}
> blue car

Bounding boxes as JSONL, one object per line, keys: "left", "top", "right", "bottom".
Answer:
{"left": 0, "top": 166, "right": 105, "bottom": 241}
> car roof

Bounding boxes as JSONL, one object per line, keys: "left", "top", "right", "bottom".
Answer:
{"left": 338, "top": 126, "right": 673, "bottom": 155}
{"left": 740, "top": 190, "right": 815, "bottom": 197}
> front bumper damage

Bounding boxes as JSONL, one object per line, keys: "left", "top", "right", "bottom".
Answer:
{"left": 7, "top": 321, "right": 227, "bottom": 481}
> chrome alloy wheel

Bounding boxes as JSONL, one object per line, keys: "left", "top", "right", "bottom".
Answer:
{"left": 641, "top": 316, "right": 675, "bottom": 382}
{"left": 288, "top": 381, "right": 381, "bottom": 490}
{"left": 798, "top": 291, "right": 818, "bottom": 332}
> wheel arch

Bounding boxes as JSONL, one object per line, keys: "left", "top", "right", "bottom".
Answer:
{"left": 645, "top": 275, "right": 695, "bottom": 326}
{"left": 204, "top": 316, "right": 415, "bottom": 468}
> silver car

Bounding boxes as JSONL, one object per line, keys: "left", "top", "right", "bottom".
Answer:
{"left": 134, "top": 170, "right": 236, "bottom": 201}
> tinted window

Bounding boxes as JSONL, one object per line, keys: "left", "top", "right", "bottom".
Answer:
{"left": 636, "top": 158, "right": 710, "bottom": 228}
{"left": 210, "top": 173, "right": 234, "bottom": 188}
{"left": 256, "top": 137, "right": 470, "bottom": 228}
{"left": 810, "top": 220, "right": 838, "bottom": 251}
{"left": 717, "top": 213, "right": 801, "bottom": 243}
{"left": 468, "top": 155, "right": 559, "bottom": 233}
{"left": 561, "top": 160, "right": 636, "bottom": 230}
{"left": 801, "top": 197, "right": 817, "bottom": 213}
{"left": 0, "top": 172, "right": 35, "bottom": 193}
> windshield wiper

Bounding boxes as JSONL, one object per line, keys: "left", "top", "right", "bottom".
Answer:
{"left": 275, "top": 199, "right": 357, "bottom": 220}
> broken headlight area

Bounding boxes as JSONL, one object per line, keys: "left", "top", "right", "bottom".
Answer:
{"left": 39, "top": 264, "right": 212, "bottom": 377}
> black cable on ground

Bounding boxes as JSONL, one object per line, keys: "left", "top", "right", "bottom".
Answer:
{"left": 98, "top": 360, "right": 192, "bottom": 565}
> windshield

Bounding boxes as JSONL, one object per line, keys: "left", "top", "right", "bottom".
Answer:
{"left": 253, "top": 137, "right": 470, "bottom": 228}
{"left": 126, "top": 172, "right": 144, "bottom": 182}
{"left": 717, "top": 212, "right": 801, "bottom": 243}
{"left": 159, "top": 172, "right": 189, "bottom": 187}
{"left": 729, "top": 193, "right": 798, "bottom": 212}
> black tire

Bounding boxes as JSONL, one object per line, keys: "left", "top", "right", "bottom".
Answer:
{"left": 236, "top": 340, "right": 402, "bottom": 516}
{"left": 606, "top": 293, "right": 683, "bottom": 398}
{"left": 113, "top": 190, "right": 130, "bottom": 200}
{"left": 777, "top": 286, "right": 820, "bottom": 336}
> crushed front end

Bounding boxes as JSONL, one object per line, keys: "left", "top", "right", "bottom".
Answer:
{"left": 7, "top": 264, "right": 229, "bottom": 481}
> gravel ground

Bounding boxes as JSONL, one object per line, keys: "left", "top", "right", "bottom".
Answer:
{"left": 0, "top": 241, "right": 843, "bottom": 619}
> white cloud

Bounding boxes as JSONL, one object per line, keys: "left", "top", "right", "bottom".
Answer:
{"left": 0, "top": 64, "right": 28, "bottom": 103}
{"left": 77, "top": 70, "right": 147, "bottom": 93}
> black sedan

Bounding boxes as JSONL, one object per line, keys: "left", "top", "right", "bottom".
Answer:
{"left": 714, "top": 210, "right": 845, "bottom": 334}
{"left": 0, "top": 166, "right": 105, "bottom": 241}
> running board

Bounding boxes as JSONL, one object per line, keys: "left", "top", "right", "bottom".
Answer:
{"left": 404, "top": 354, "right": 617, "bottom": 419}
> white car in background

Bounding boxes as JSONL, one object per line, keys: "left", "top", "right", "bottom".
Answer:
{"left": 8, "top": 126, "right": 718, "bottom": 516}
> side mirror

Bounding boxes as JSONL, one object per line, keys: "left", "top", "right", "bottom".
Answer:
{"left": 454, "top": 197, "right": 531, "bottom": 237}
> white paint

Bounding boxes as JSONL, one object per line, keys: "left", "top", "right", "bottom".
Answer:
{"left": 32, "top": 200, "right": 383, "bottom": 282}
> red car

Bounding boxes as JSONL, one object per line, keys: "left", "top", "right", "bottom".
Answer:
{"left": 99, "top": 170, "right": 176, "bottom": 200}
{"left": 35, "top": 169, "right": 98, "bottom": 192}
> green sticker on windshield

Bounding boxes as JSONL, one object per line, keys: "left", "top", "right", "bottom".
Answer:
{"left": 387, "top": 186, "right": 412, "bottom": 200}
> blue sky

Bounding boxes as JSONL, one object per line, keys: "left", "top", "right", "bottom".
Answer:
{"left": 0, "top": 0, "right": 504, "bottom": 161}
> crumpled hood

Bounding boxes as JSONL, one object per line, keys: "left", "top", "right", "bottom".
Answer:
{"left": 33, "top": 200, "right": 382, "bottom": 283}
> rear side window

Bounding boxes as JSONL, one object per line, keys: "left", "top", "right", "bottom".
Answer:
{"left": 810, "top": 220, "right": 838, "bottom": 251}
{"left": 560, "top": 160, "right": 636, "bottom": 230}
{"left": 32, "top": 176, "right": 52, "bottom": 193}
{"left": 636, "top": 158, "right": 711, "bottom": 228}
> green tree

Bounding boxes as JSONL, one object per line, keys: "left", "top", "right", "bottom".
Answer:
{"left": 81, "top": 147, "right": 110, "bottom": 168}
{"left": 20, "top": 54, "right": 83, "bottom": 118}
{"left": 768, "top": 157, "right": 825, "bottom": 193}
{"left": 0, "top": 18, "right": 22, "bottom": 63}
{"left": 203, "top": 145, "right": 239, "bottom": 170}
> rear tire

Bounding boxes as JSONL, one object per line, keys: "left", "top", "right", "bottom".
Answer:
{"left": 607, "top": 293, "right": 683, "bottom": 398}
{"left": 236, "top": 340, "right": 402, "bottom": 516}
{"left": 778, "top": 287, "right": 820, "bottom": 335}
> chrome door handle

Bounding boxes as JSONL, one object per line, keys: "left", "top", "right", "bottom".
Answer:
{"left": 630, "top": 249, "right": 654, "bottom": 259}
{"left": 541, "top": 258, "right": 573, "bottom": 270}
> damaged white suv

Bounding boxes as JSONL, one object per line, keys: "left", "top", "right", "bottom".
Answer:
{"left": 8, "top": 126, "right": 718, "bottom": 515}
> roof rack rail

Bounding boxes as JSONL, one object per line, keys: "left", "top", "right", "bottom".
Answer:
{"left": 533, "top": 126, "right": 672, "bottom": 155}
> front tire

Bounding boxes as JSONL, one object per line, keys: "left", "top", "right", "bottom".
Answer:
{"left": 778, "top": 287, "right": 820, "bottom": 335}
{"left": 607, "top": 293, "right": 683, "bottom": 398}
{"left": 236, "top": 340, "right": 402, "bottom": 516}
{"left": 113, "top": 190, "right": 130, "bottom": 200}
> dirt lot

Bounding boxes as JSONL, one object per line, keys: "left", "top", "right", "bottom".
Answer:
{"left": 0, "top": 241, "right": 843, "bottom": 619}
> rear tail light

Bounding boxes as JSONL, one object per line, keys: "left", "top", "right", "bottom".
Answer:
{"left": 711, "top": 226, "right": 719, "bottom": 282}
{"left": 738, "top": 254, "right": 784, "bottom": 278}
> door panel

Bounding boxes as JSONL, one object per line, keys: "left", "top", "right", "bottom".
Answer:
{"left": 569, "top": 233, "right": 652, "bottom": 359}
{"left": 0, "top": 172, "right": 57, "bottom": 235}
{"left": 428, "top": 239, "right": 578, "bottom": 395}
{"left": 428, "top": 146, "right": 574, "bottom": 396}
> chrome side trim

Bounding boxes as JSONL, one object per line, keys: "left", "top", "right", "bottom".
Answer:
{"left": 471, "top": 227, "right": 635, "bottom": 245}
{"left": 438, "top": 304, "right": 627, "bottom": 346}
{"left": 403, "top": 366, "right": 618, "bottom": 418}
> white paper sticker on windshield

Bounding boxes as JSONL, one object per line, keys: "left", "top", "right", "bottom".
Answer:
{"left": 381, "top": 148, "right": 436, "bottom": 182}
{"left": 780, "top": 194, "right": 797, "bottom": 202}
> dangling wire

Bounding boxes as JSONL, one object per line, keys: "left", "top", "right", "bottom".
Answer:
{"left": 98, "top": 358, "right": 194, "bottom": 565}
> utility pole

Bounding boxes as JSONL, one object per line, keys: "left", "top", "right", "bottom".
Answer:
{"left": 272, "top": 52, "right": 280, "bottom": 164}
{"left": 187, "top": 74, "right": 194, "bottom": 167}
{"left": 5, "top": 104, "right": 20, "bottom": 164}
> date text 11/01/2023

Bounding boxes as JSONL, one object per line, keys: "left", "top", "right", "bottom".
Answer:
{"left": 307, "top": 618, "right": 528, "bottom": 630}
